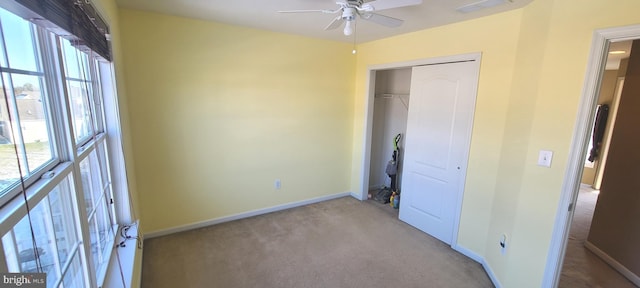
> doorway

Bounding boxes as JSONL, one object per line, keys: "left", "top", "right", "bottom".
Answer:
{"left": 558, "top": 40, "right": 636, "bottom": 287}
{"left": 365, "top": 68, "right": 410, "bottom": 216}
{"left": 358, "top": 53, "right": 481, "bottom": 249}
{"left": 544, "top": 24, "right": 640, "bottom": 287}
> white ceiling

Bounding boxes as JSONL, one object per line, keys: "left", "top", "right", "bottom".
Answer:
{"left": 115, "top": 0, "right": 534, "bottom": 43}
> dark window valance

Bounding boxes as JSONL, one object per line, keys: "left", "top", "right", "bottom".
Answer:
{"left": 2, "top": 0, "right": 111, "bottom": 61}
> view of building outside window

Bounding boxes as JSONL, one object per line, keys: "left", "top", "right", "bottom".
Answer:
{"left": 0, "top": 7, "right": 54, "bottom": 194}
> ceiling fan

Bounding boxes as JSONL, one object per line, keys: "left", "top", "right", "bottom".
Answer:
{"left": 278, "top": 0, "right": 423, "bottom": 36}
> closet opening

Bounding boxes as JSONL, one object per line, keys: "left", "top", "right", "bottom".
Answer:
{"left": 367, "top": 68, "right": 411, "bottom": 214}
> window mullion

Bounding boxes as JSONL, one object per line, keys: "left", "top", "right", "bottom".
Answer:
{"left": 0, "top": 17, "right": 10, "bottom": 66}
{"left": 70, "top": 133, "right": 98, "bottom": 288}
{"left": 8, "top": 230, "right": 20, "bottom": 271}
{"left": 0, "top": 234, "right": 10, "bottom": 272}
{"left": 71, "top": 161, "right": 98, "bottom": 287}
{"left": 35, "top": 28, "right": 64, "bottom": 163}
{"left": 51, "top": 241, "right": 80, "bottom": 288}
{"left": 2, "top": 75, "right": 30, "bottom": 174}
{"left": 52, "top": 33, "right": 99, "bottom": 287}
{"left": 30, "top": 24, "right": 43, "bottom": 86}
{"left": 89, "top": 60, "right": 103, "bottom": 134}
{"left": 42, "top": 196, "right": 63, "bottom": 279}
{"left": 72, "top": 158, "right": 98, "bottom": 288}
{"left": 40, "top": 30, "right": 73, "bottom": 163}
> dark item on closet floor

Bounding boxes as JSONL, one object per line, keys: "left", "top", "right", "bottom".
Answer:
{"left": 374, "top": 187, "right": 393, "bottom": 204}
{"left": 374, "top": 134, "right": 403, "bottom": 204}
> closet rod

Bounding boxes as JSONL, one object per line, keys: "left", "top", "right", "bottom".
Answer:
{"left": 374, "top": 93, "right": 409, "bottom": 110}
{"left": 374, "top": 93, "right": 409, "bottom": 98}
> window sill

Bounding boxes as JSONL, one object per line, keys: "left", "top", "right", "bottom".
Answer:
{"left": 101, "top": 221, "right": 141, "bottom": 288}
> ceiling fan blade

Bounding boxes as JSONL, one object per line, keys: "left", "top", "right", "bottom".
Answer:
{"left": 324, "top": 16, "right": 345, "bottom": 30}
{"left": 277, "top": 9, "right": 338, "bottom": 14}
{"left": 360, "top": 13, "right": 404, "bottom": 27}
{"left": 365, "top": 0, "right": 422, "bottom": 11}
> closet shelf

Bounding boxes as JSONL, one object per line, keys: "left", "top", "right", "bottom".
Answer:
{"left": 374, "top": 93, "right": 409, "bottom": 110}
{"left": 375, "top": 93, "right": 409, "bottom": 98}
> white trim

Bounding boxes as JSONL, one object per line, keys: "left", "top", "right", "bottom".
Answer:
{"left": 102, "top": 222, "right": 141, "bottom": 288}
{"left": 357, "top": 70, "right": 377, "bottom": 201}
{"left": 543, "top": 23, "right": 640, "bottom": 288}
{"left": 584, "top": 241, "right": 640, "bottom": 286}
{"left": 453, "top": 244, "right": 502, "bottom": 288}
{"left": 482, "top": 257, "right": 503, "bottom": 288}
{"left": 98, "top": 61, "right": 133, "bottom": 224}
{"left": 358, "top": 52, "right": 482, "bottom": 248}
{"left": 0, "top": 162, "right": 73, "bottom": 233}
{"left": 144, "top": 192, "right": 352, "bottom": 239}
{"left": 452, "top": 244, "right": 483, "bottom": 264}
{"left": 366, "top": 53, "right": 483, "bottom": 72}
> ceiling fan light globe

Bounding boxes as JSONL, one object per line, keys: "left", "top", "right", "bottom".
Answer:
{"left": 344, "top": 26, "right": 353, "bottom": 35}
{"left": 344, "top": 20, "right": 354, "bottom": 35}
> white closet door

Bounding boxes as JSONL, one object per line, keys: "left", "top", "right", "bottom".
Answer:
{"left": 399, "top": 60, "right": 478, "bottom": 244}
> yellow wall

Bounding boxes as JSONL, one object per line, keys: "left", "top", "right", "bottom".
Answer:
{"left": 482, "top": 0, "right": 555, "bottom": 284}
{"left": 351, "top": 0, "right": 640, "bottom": 287}
{"left": 118, "top": 9, "right": 356, "bottom": 234}
{"left": 498, "top": 0, "right": 640, "bottom": 286}
{"left": 351, "top": 9, "right": 523, "bottom": 260}
{"left": 113, "top": 0, "right": 640, "bottom": 286}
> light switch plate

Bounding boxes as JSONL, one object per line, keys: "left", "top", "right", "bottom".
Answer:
{"left": 538, "top": 150, "right": 553, "bottom": 167}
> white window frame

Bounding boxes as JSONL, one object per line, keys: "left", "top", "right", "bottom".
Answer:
{"left": 0, "top": 6, "right": 133, "bottom": 288}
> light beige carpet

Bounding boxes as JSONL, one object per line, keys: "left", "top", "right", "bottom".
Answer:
{"left": 141, "top": 196, "right": 493, "bottom": 288}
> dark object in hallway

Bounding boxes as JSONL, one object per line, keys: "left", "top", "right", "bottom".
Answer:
{"left": 587, "top": 104, "right": 609, "bottom": 162}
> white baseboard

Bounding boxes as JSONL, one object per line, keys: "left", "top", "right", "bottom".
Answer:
{"left": 481, "top": 258, "right": 502, "bottom": 288}
{"left": 452, "top": 244, "right": 483, "bottom": 263}
{"left": 453, "top": 245, "right": 502, "bottom": 288}
{"left": 585, "top": 241, "right": 640, "bottom": 286}
{"left": 144, "top": 192, "right": 352, "bottom": 239}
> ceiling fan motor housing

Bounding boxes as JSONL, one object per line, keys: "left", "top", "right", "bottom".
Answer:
{"left": 346, "top": 0, "right": 366, "bottom": 7}
{"left": 343, "top": 7, "right": 355, "bottom": 21}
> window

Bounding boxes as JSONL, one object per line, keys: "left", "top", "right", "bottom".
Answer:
{"left": 2, "top": 174, "right": 83, "bottom": 287}
{"left": 0, "top": 7, "right": 57, "bottom": 197}
{"left": 60, "top": 39, "right": 97, "bottom": 145}
{"left": 0, "top": 5, "right": 129, "bottom": 288}
{"left": 79, "top": 147, "right": 115, "bottom": 279}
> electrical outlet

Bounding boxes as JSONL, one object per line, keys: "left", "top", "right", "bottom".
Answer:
{"left": 274, "top": 179, "right": 281, "bottom": 190}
